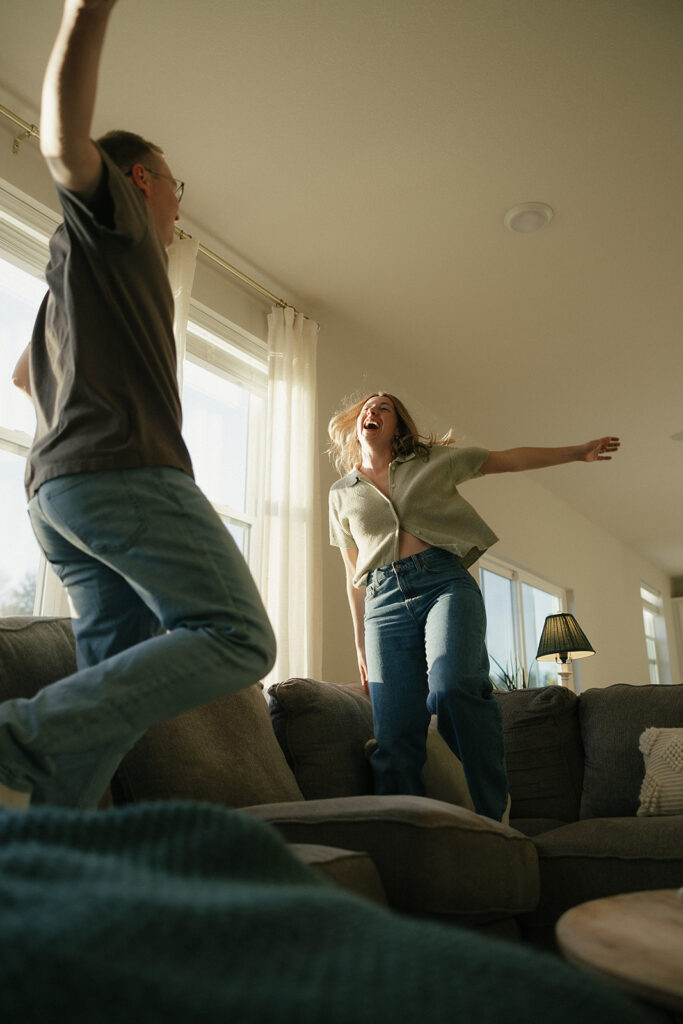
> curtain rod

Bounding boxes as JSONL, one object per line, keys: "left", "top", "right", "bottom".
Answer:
{"left": 0, "top": 102, "right": 40, "bottom": 153}
{"left": 175, "top": 228, "right": 288, "bottom": 309}
{"left": 0, "top": 101, "right": 297, "bottom": 313}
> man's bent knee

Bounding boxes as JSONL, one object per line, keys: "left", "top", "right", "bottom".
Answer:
{"left": 207, "top": 615, "right": 276, "bottom": 681}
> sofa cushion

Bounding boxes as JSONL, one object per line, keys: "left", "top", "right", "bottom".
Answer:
{"left": 365, "top": 722, "right": 476, "bottom": 811}
{"left": 637, "top": 727, "right": 683, "bottom": 816}
{"left": 270, "top": 678, "right": 477, "bottom": 810}
{"left": 496, "top": 686, "right": 584, "bottom": 823}
{"left": 579, "top": 683, "right": 683, "bottom": 818}
{"left": 510, "top": 818, "right": 569, "bottom": 837}
{"left": 244, "top": 794, "right": 539, "bottom": 924}
{"left": 521, "top": 815, "right": 683, "bottom": 937}
{"left": 0, "top": 616, "right": 77, "bottom": 702}
{"left": 115, "top": 684, "right": 304, "bottom": 808}
{"left": 418, "top": 720, "right": 477, "bottom": 811}
{"left": 0, "top": 616, "right": 114, "bottom": 807}
{"left": 269, "top": 678, "right": 375, "bottom": 799}
{"left": 289, "top": 843, "right": 387, "bottom": 905}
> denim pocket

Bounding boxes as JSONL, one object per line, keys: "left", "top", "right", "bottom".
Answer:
{"left": 40, "top": 471, "right": 148, "bottom": 555}
{"left": 421, "top": 550, "right": 462, "bottom": 574}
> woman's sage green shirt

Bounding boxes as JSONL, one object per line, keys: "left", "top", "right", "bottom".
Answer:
{"left": 329, "top": 445, "right": 498, "bottom": 588}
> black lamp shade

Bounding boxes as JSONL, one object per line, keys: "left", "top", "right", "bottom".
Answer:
{"left": 536, "top": 613, "right": 595, "bottom": 662}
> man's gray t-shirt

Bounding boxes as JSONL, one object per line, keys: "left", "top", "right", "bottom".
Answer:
{"left": 25, "top": 144, "right": 193, "bottom": 499}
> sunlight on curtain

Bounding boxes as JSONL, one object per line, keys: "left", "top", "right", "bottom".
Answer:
{"left": 167, "top": 234, "right": 199, "bottom": 393}
{"left": 261, "top": 306, "right": 322, "bottom": 684}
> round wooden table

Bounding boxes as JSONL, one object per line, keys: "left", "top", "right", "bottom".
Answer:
{"left": 556, "top": 889, "right": 683, "bottom": 1014}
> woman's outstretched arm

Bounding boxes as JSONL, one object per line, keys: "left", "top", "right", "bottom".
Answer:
{"left": 480, "top": 437, "right": 620, "bottom": 475}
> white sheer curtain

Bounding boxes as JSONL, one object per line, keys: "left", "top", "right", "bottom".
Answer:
{"left": 167, "top": 234, "right": 199, "bottom": 393}
{"left": 260, "top": 305, "right": 322, "bottom": 684}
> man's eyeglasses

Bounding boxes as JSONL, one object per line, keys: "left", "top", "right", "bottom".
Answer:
{"left": 126, "top": 165, "right": 185, "bottom": 203}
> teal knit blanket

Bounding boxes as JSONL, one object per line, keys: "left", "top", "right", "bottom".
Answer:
{"left": 0, "top": 801, "right": 653, "bottom": 1024}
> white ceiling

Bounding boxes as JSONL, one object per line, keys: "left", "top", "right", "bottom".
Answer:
{"left": 2, "top": 0, "right": 682, "bottom": 578}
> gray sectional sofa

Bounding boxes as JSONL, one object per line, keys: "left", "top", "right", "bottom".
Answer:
{"left": 1, "top": 614, "right": 681, "bottom": 949}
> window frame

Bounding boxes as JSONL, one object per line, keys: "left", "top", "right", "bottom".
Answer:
{"left": 640, "top": 584, "right": 671, "bottom": 685}
{"left": 184, "top": 300, "right": 268, "bottom": 579}
{"left": 0, "top": 177, "right": 269, "bottom": 616}
{"left": 0, "top": 177, "right": 63, "bottom": 616}
{"left": 477, "top": 554, "right": 567, "bottom": 688}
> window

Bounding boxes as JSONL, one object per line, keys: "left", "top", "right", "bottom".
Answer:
{"left": 182, "top": 303, "right": 267, "bottom": 576}
{"left": 640, "top": 585, "right": 670, "bottom": 685}
{"left": 478, "top": 556, "right": 565, "bottom": 688}
{"left": 0, "top": 180, "right": 58, "bottom": 615}
{"left": 0, "top": 178, "right": 268, "bottom": 615}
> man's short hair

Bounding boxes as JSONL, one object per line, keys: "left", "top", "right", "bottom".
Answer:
{"left": 96, "top": 130, "right": 164, "bottom": 173}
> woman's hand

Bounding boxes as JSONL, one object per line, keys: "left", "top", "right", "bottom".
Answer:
{"left": 357, "top": 649, "right": 369, "bottom": 695}
{"left": 575, "top": 437, "right": 621, "bottom": 462}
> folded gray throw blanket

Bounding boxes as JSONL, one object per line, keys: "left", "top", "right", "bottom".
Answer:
{"left": 0, "top": 801, "right": 653, "bottom": 1024}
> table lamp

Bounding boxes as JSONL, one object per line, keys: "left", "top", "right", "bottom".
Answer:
{"left": 536, "top": 613, "right": 595, "bottom": 688}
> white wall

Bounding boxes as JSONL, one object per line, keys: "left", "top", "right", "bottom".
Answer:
{"left": 0, "top": 121, "right": 56, "bottom": 213}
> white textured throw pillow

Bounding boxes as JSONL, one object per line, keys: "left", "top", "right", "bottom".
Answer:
{"left": 637, "top": 726, "right": 683, "bottom": 816}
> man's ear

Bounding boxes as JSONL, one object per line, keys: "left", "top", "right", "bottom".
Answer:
{"left": 129, "top": 163, "right": 152, "bottom": 197}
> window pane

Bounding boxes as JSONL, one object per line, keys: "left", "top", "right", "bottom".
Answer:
{"left": 181, "top": 358, "right": 249, "bottom": 512}
{"left": 522, "top": 582, "right": 561, "bottom": 687}
{"left": 640, "top": 584, "right": 670, "bottom": 685}
{"left": 642, "top": 608, "right": 656, "bottom": 638}
{"left": 0, "top": 254, "right": 44, "bottom": 436}
{"left": 481, "top": 569, "right": 515, "bottom": 685}
{"left": 223, "top": 519, "right": 245, "bottom": 554}
{"left": 0, "top": 448, "right": 40, "bottom": 614}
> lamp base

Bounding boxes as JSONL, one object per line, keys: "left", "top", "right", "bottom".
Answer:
{"left": 557, "top": 662, "right": 573, "bottom": 689}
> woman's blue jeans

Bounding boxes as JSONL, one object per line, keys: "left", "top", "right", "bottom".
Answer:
{"left": 0, "top": 467, "right": 275, "bottom": 809}
{"left": 364, "top": 547, "right": 508, "bottom": 821}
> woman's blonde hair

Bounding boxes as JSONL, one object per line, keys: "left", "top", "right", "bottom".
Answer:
{"left": 327, "top": 391, "right": 454, "bottom": 476}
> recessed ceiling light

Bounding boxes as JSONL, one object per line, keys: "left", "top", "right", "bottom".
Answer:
{"left": 504, "top": 202, "right": 554, "bottom": 233}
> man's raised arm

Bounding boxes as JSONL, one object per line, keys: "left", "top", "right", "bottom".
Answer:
{"left": 40, "top": 0, "right": 118, "bottom": 200}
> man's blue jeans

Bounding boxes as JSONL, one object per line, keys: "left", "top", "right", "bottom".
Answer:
{"left": 0, "top": 467, "right": 275, "bottom": 808}
{"left": 364, "top": 547, "right": 508, "bottom": 821}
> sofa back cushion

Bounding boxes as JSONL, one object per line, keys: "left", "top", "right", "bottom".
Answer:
{"left": 579, "top": 682, "right": 683, "bottom": 818}
{"left": 496, "top": 686, "right": 584, "bottom": 823}
{"left": 0, "top": 616, "right": 77, "bottom": 701}
{"left": 268, "top": 678, "right": 481, "bottom": 813}
{"left": 0, "top": 615, "right": 116, "bottom": 806}
{"left": 0, "top": 615, "right": 302, "bottom": 811}
{"left": 115, "top": 684, "right": 305, "bottom": 808}
{"left": 269, "top": 678, "right": 375, "bottom": 799}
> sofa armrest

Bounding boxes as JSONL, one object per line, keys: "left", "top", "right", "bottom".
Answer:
{"left": 243, "top": 794, "right": 539, "bottom": 924}
{"left": 289, "top": 843, "right": 387, "bottom": 906}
